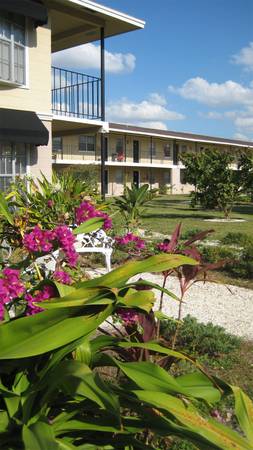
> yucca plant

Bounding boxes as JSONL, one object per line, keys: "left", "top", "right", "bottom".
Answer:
{"left": 113, "top": 183, "right": 155, "bottom": 231}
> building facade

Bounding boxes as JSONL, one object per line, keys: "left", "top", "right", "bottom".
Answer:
{"left": 0, "top": 0, "right": 144, "bottom": 191}
{"left": 0, "top": 1, "right": 252, "bottom": 196}
{"left": 52, "top": 122, "right": 253, "bottom": 195}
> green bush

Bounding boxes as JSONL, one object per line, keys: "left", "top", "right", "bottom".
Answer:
{"left": 181, "top": 228, "right": 203, "bottom": 240}
{"left": 200, "top": 245, "right": 239, "bottom": 264}
{"left": 221, "top": 232, "right": 253, "bottom": 247}
{"left": 161, "top": 315, "right": 241, "bottom": 357}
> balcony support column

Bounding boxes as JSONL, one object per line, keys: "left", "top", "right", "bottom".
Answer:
{"left": 100, "top": 27, "right": 106, "bottom": 199}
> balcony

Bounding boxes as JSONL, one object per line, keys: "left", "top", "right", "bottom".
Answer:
{"left": 51, "top": 67, "right": 101, "bottom": 120}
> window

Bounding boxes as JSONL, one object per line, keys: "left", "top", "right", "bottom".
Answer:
{"left": 164, "top": 170, "right": 171, "bottom": 185}
{"left": 0, "top": 12, "right": 26, "bottom": 85}
{"left": 52, "top": 137, "right": 62, "bottom": 153}
{"left": 180, "top": 144, "right": 188, "bottom": 154}
{"left": 115, "top": 168, "right": 123, "bottom": 184}
{"left": 0, "top": 143, "right": 27, "bottom": 191}
{"left": 164, "top": 144, "right": 171, "bottom": 158}
{"left": 150, "top": 141, "right": 156, "bottom": 156}
{"left": 180, "top": 169, "right": 187, "bottom": 185}
{"left": 79, "top": 135, "right": 95, "bottom": 152}
{"left": 116, "top": 137, "right": 124, "bottom": 153}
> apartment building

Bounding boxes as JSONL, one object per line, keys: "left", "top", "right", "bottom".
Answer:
{"left": 52, "top": 122, "right": 253, "bottom": 195}
{"left": 0, "top": 0, "right": 144, "bottom": 191}
{"left": 1, "top": 1, "right": 252, "bottom": 196}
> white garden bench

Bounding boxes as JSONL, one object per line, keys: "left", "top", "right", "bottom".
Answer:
{"left": 34, "top": 229, "right": 114, "bottom": 274}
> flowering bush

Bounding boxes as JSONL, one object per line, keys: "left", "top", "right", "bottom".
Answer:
{"left": 115, "top": 232, "right": 146, "bottom": 256}
{"left": 0, "top": 186, "right": 252, "bottom": 449}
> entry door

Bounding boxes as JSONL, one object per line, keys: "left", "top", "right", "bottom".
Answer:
{"left": 105, "top": 169, "right": 108, "bottom": 194}
{"left": 133, "top": 170, "right": 140, "bottom": 188}
{"left": 133, "top": 140, "right": 139, "bottom": 162}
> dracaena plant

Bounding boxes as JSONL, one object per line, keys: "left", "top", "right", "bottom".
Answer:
{"left": 0, "top": 185, "right": 252, "bottom": 449}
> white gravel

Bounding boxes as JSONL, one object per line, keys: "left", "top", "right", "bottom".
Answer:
{"left": 131, "top": 273, "right": 253, "bottom": 340}
{"left": 89, "top": 268, "right": 253, "bottom": 340}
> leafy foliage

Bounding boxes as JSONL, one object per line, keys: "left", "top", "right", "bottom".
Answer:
{"left": 113, "top": 183, "right": 155, "bottom": 230}
{"left": 161, "top": 315, "right": 241, "bottom": 357}
{"left": 180, "top": 150, "right": 239, "bottom": 218}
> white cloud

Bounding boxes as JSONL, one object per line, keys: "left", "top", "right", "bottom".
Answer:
{"left": 233, "top": 132, "right": 250, "bottom": 141}
{"left": 169, "top": 77, "right": 253, "bottom": 107}
{"left": 107, "top": 96, "right": 185, "bottom": 127}
{"left": 52, "top": 43, "right": 136, "bottom": 74}
{"left": 232, "top": 42, "right": 253, "bottom": 71}
{"left": 148, "top": 93, "right": 167, "bottom": 106}
{"left": 137, "top": 121, "right": 168, "bottom": 130}
{"left": 234, "top": 116, "right": 253, "bottom": 132}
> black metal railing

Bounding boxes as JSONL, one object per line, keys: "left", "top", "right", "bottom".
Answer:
{"left": 51, "top": 67, "right": 101, "bottom": 120}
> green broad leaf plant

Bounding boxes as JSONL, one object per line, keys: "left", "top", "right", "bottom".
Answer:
{"left": 0, "top": 184, "right": 252, "bottom": 449}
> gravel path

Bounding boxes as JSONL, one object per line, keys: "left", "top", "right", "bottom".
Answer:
{"left": 89, "top": 269, "right": 253, "bottom": 340}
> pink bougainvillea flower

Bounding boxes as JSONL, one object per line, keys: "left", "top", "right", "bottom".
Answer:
{"left": 117, "top": 308, "right": 139, "bottom": 326}
{"left": 55, "top": 225, "right": 78, "bottom": 267}
{"left": 25, "top": 285, "right": 56, "bottom": 315}
{"left": 23, "top": 225, "right": 55, "bottom": 253}
{"left": 115, "top": 233, "right": 145, "bottom": 252}
{"left": 53, "top": 270, "right": 72, "bottom": 285}
{"left": 75, "top": 201, "right": 112, "bottom": 230}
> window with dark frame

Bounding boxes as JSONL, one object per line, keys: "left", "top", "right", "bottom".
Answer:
{"left": 0, "top": 12, "right": 26, "bottom": 85}
{"left": 163, "top": 143, "right": 171, "bottom": 157}
{"left": 180, "top": 169, "right": 187, "bottom": 185}
{"left": 79, "top": 135, "right": 95, "bottom": 152}
{"left": 0, "top": 143, "right": 27, "bottom": 191}
{"left": 52, "top": 137, "right": 62, "bottom": 153}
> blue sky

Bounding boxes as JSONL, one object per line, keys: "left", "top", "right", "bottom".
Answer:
{"left": 53, "top": 0, "right": 253, "bottom": 141}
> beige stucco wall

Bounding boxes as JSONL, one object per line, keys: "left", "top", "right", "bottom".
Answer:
{"left": 0, "top": 20, "right": 51, "bottom": 115}
{"left": 29, "top": 120, "right": 52, "bottom": 181}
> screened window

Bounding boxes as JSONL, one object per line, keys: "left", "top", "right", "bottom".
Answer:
{"left": 0, "top": 12, "right": 26, "bottom": 85}
{"left": 164, "top": 170, "right": 171, "bottom": 184}
{"left": 180, "top": 169, "right": 187, "bottom": 185}
{"left": 150, "top": 141, "right": 156, "bottom": 156}
{"left": 79, "top": 135, "right": 95, "bottom": 152}
{"left": 115, "top": 137, "right": 124, "bottom": 153}
{"left": 0, "top": 143, "right": 27, "bottom": 191}
{"left": 164, "top": 144, "right": 171, "bottom": 158}
{"left": 52, "top": 137, "right": 62, "bottom": 152}
{"left": 115, "top": 168, "right": 123, "bottom": 184}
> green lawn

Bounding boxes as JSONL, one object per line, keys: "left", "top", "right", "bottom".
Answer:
{"left": 141, "top": 195, "right": 253, "bottom": 241}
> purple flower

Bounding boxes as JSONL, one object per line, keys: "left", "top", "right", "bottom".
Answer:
{"left": 23, "top": 225, "right": 55, "bottom": 253}
{"left": 47, "top": 199, "right": 54, "bottom": 208}
{"left": 115, "top": 233, "right": 146, "bottom": 252}
{"left": 25, "top": 285, "right": 56, "bottom": 315}
{"left": 117, "top": 308, "right": 139, "bottom": 326}
{"left": 75, "top": 201, "right": 112, "bottom": 230}
{"left": 0, "top": 269, "right": 25, "bottom": 320}
{"left": 55, "top": 225, "right": 78, "bottom": 267}
{"left": 53, "top": 270, "right": 72, "bottom": 285}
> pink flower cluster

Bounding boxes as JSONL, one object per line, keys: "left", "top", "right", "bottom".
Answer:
{"left": 115, "top": 233, "right": 146, "bottom": 251}
{"left": 23, "top": 225, "right": 78, "bottom": 267}
{"left": 23, "top": 225, "right": 55, "bottom": 253}
{"left": 0, "top": 269, "right": 25, "bottom": 319}
{"left": 75, "top": 201, "right": 112, "bottom": 230}
{"left": 117, "top": 308, "right": 139, "bottom": 326}
{"left": 53, "top": 270, "right": 72, "bottom": 285}
{"left": 25, "top": 285, "right": 56, "bottom": 315}
{"left": 54, "top": 225, "right": 78, "bottom": 267}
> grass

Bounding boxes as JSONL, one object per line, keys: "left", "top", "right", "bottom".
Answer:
{"left": 141, "top": 194, "right": 253, "bottom": 241}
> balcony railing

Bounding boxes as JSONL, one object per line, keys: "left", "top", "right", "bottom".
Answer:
{"left": 51, "top": 67, "right": 101, "bottom": 120}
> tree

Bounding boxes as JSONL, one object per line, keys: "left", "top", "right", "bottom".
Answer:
{"left": 237, "top": 150, "right": 253, "bottom": 200}
{"left": 180, "top": 149, "right": 239, "bottom": 218}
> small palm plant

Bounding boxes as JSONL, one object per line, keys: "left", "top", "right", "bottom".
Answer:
{"left": 114, "top": 183, "right": 155, "bottom": 231}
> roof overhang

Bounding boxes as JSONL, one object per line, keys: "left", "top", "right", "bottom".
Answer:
{"left": 109, "top": 123, "right": 253, "bottom": 149}
{"left": 46, "top": 0, "right": 145, "bottom": 52}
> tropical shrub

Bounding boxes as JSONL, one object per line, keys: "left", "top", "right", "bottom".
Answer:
{"left": 113, "top": 183, "right": 155, "bottom": 231}
{"left": 221, "top": 232, "right": 253, "bottom": 247}
{"left": 180, "top": 150, "right": 239, "bottom": 218}
{"left": 161, "top": 315, "right": 241, "bottom": 357}
{"left": 0, "top": 193, "right": 252, "bottom": 449}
